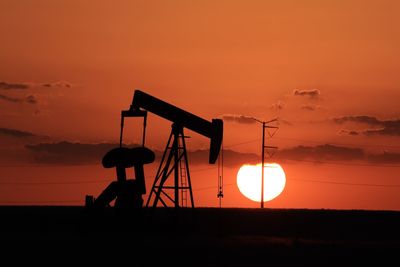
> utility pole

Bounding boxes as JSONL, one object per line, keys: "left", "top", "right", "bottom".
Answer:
{"left": 254, "top": 118, "right": 278, "bottom": 208}
{"left": 261, "top": 122, "right": 265, "bottom": 207}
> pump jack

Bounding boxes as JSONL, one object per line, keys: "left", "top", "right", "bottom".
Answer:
{"left": 86, "top": 90, "right": 223, "bottom": 210}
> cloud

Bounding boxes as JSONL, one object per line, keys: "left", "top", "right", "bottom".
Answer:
{"left": 368, "top": 152, "right": 400, "bottom": 164}
{"left": 363, "top": 126, "right": 400, "bottom": 136}
{"left": 0, "top": 94, "right": 22, "bottom": 103}
{"left": 41, "top": 81, "right": 72, "bottom": 88}
{"left": 333, "top": 115, "right": 381, "bottom": 125}
{"left": 0, "top": 128, "right": 49, "bottom": 149}
{"left": 270, "top": 101, "right": 285, "bottom": 110}
{"left": 25, "top": 142, "right": 123, "bottom": 165}
{"left": 222, "top": 114, "right": 257, "bottom": 124}
{"left": 0, "top": 80, "right": 73, "bottom": 91}
{"left": 333, "top": 116, "right": 400, "bottom": 136}
{"left": 0, "top": 81, "right": 29, "bottom": 90}
{"left": 187, "top": 149, "right": 259, "bottom": 167}
{"left": 25, "top": 95, "right": 38, "bottom": 104}
{"left": 293, "top": 89, "right": 320, "bottom": 98}
{"left": 338, "top": 129, "right": 360, "bottom": 136}
{"left": 277, "top": 118, "right": 293, "bottom": 126}
{"left": 0, "top": 94, "right": 38, "bottom": 104}
{"left": 0, "top": 79, "right": 70, "bottom": 108}
{"left": 192, "top": 145, "right": 400, "bottom": 165}
{"left": 276, "top": 144, "right": 365, "bottom": 161}
{"left": 24, "top": 141, "right": 260, "bottom": 166}
{"left": 276, "top": 144, "right": 400, "bottom": 164}
{"left": 22, "top": 141, "right": 400, "bottom": 165}
{"left": 301, "top": 104, "right": 318, "bottom": 111}
{"left": 0, "top": 128, "right": 37, "bottom": 138}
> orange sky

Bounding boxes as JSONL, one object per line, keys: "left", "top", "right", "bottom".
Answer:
{"left": 0, "top": 0, "right": 399, "bottom": 210}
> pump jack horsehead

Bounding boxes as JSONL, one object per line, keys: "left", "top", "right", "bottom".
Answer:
{"left": 86, "top": 90, "right": 223, "bottom": 210}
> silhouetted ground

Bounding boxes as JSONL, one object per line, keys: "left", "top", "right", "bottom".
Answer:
{"left": 1, "top": 206, "right": 399, "bottom": 266}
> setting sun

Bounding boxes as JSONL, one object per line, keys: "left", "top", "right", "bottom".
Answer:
{"left": 237, "top": 163, "right": 286, "bottom": 203}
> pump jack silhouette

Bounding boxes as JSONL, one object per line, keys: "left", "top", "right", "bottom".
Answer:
{"left": 86, "top": 90, "right": 223, "bottom": 210}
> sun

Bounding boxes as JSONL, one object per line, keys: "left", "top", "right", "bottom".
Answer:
{"left": 237, "top": 163, "right": 286, "bottom": 202}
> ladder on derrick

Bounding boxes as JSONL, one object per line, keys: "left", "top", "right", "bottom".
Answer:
{"left": 179, "top": 137, "right": 188, "bottom": 207}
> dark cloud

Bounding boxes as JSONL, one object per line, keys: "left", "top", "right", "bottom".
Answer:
{"left": 25, "top": 142, "right": 123, "bottom": 165}
{"left": 293, "top": 89, "right": 320, "bottom": 98}
{"left": 301, "top": 104, "right": 317, "bottom": 111}
{"left": 179, "top": 146, "right": 400, "bottom": 165}
{"left": 25, "top": 95, "right": 38, "bottom": 104}
{"left": 0, "top": 94, "right": 22, "bottom": 103}
{"left": 368, "top": 152, "right": 400, "bottom": 164}
{"left": 276, "top": 144, "right": 400, "bottom": 164}
{"left": 24, "top": 141, "right": 260, "bottom": 166}
{"left": 334, "top": 116, "right": 400, "bottom": 136}
{"left": 0, "top": 81, "right": 29, "bottom": 90}
{"left": 0, "top": 128, "right": 37, "bottom": 138}
{"left": 0, "top": 94, "right": 38, "bottom": 104}
{"left": 276, "top": 144, "right": 365, "bottom": 161}
{"left": 270, "top": 101, "right": 285, "bottom": 110}
{"left": 187, "top": 149, "right": 259, "bottom": 167}
{"left": 363, "top": 126, "right": 400, "bottom": 136}
{"left": 0, "top": 80, "right": 72, "bottom": 90}
{"left": 41, "top": 81, "right": 72, "bottom": 88}
{"left": 338, "top": 129, "right": 360, "bottom": 136}
{"left": 274, "top": 117, "right": 293, "bottom": 126}
{"left": 22, "top": 141, "right": 400, "bottom": 166}
{"left": 222, "top": 114, "right": 257, "bottom": 124}
{"left": 333, "top": 115, "right": 381, "bottom": 126}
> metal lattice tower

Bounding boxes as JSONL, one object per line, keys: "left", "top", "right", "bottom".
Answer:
{"left": 146, "top": 124, "right": 194, "bottom": 208}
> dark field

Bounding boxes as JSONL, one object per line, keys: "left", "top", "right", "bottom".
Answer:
{"left": 1, "top": 206, "right": 399, "bottom": 265}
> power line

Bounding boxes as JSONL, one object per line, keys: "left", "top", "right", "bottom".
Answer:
{"left": 283, "top": 158, "right": 400, "bottom": 168}
{"left": 0, "top": 167, "right": 217, "bottom": 186}
{"left": 191, "top": 166, "right": 216, "bottom": 172}
{"left": 194, "top": 176, "right": 400, "bottom": 191}
{"left": 194, "top": 183, "right": 235, "bottom": 192}
{"left": 0, "top": 179, "right": 112, "bottom": 185}
{"left": 225, "top": 136, "right": 400, "bottom": 150}
{"left": 274, "top": 136, "right": 400, "bottom": 149}
{"left": 0, "top": 137, "right": 398, "bottom": 169}
{"left": 289, "top": 178, "right": 400, "bottom": 188}
{"left": 0, "top": 200, "right": 82, "bottom": 204}
{"left": 1, "top": 158, "right": 399, "bottom": 188}
{"left": 0, "top": 163, "right": 99, "bottom": 168}
{"left": 4, "top": 161, "right": 397, "bottom": 187}
{"left": 224, "top": 138, "right": 260, "bottom": 148}
{"left": 1, "top": 176, "right": 399, "bottom": 205}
